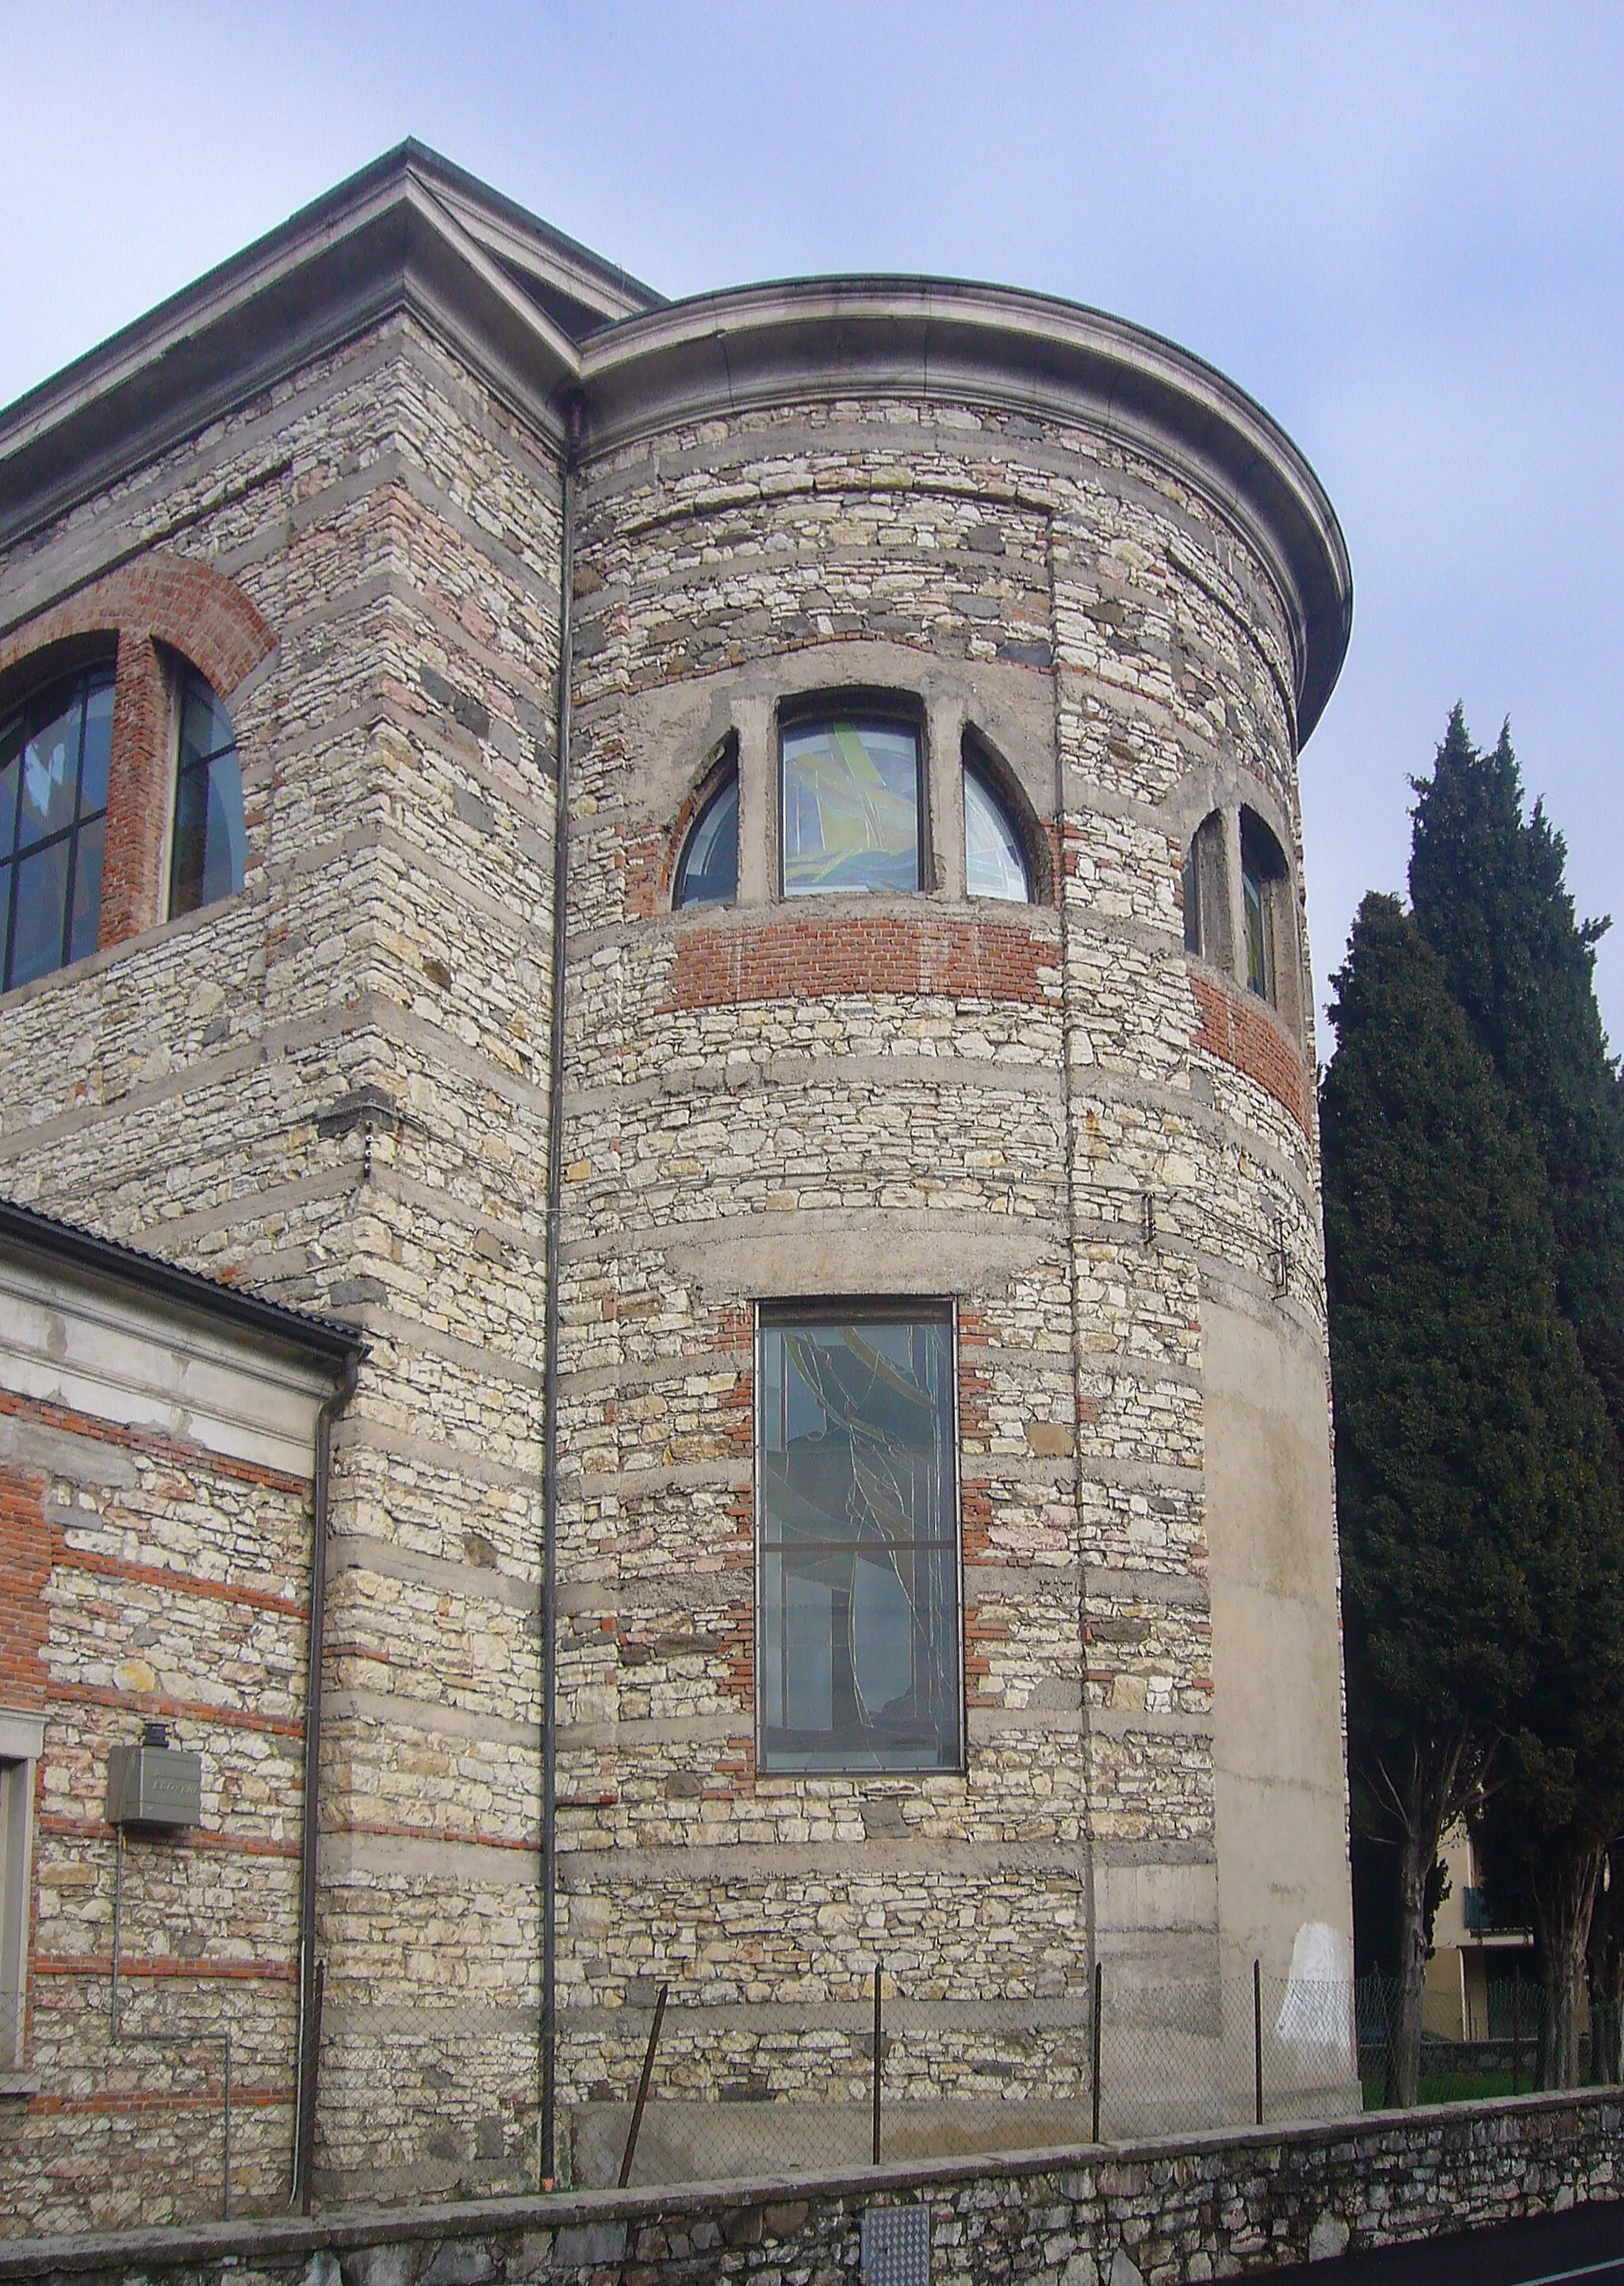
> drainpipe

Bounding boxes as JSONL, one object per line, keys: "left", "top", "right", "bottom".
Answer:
{"left": 541, "top": 393, "right": 582, "bottom": 2186}
{"left": 290, "top": 1346, "right": 360, "bottom": 2213}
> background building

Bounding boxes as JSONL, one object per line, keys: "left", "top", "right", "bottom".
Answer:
{"left": 0, "top": 144, "right": 1354, "bottom": 2228}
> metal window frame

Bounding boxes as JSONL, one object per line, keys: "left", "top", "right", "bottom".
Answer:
{"left": 753, "top": 1296, "right": 965, "bottom": 1778}
{"left": 167, "top": 661, "right": 243, "bottom": 921}
{"left": 0, "top": 666, "right": 113, "bottom": 992}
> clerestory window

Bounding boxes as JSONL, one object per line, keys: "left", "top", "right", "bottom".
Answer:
{"left": 0, "top": 665, "right": 113, "bottom": 992}
{"left": 169, "top": 665, "right": 247, "bottom": 917}
{"left": 672, "top": 764, "right": 739, "bottom": 909}
{"left": 1240, "top": 807, "right": 1288, "bottom": 1007}
{"left": 780, "top": 714, "right": 922, "bottom": 896}
{"left": 963, "top": 753, "right": 1031, "bottom": 903}
{"left": 758, "top": 1304, "right": 961, "bottom": 1774}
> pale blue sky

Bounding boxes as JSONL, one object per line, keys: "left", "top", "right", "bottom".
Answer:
{"left": 5, "top": 2, "right": 1620, "bottom": 1057}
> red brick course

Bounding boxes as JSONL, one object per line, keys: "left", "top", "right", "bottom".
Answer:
{"left": 668, "top": 914, "right": 1059, "bottom": 1011}
{"left": 0, "top": 552, "right": 276, "bottom": 705}
{"left": 0, "top": 1389, "right": 310, "bottom": 1494}
{"left": 0, "top": 1463, "right": 51, "bottom": 1710}
{"left": 1189, "top": 969, "right": 1312, "bottom": 1134}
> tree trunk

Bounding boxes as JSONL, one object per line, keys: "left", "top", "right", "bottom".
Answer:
{"left": 1586, "top": 1846, "right": 1624, "bottom": 2085}
{"left": 1383, "top": 1734, "right": 1468, "bottom": 2108}
{"left": 1533, "top": 1840, "right": 1605, "bottom": 2088}
{"left": 1391, "top": 1822, "right": 1435, "bottom": 2107}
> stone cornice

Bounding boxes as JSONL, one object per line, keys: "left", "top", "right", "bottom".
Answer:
{"left": 580, "top": 278, "right": 1351, "bottom": 738}
{"left": 0, "top": 150, "right": 587, "bottom": 551}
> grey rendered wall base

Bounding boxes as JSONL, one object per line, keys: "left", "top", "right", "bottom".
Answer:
{"left": 2, "top": 2091, "right": 1620, "bottom": 2286}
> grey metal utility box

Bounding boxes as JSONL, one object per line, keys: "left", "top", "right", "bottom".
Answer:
{"left": 105, "top": 1744, "right": 201, "bottom": 1828}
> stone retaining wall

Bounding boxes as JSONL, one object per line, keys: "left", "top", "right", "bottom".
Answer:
{"left": 2, "top": 2091, "right": 1619, "bottom": 2285}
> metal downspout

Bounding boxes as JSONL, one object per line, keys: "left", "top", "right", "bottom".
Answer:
{"left": 291, "top": 1347, "right": 359, "bottom": 2212}
{"left": 541, "top": 394, "right": 581, "bottom": 2186}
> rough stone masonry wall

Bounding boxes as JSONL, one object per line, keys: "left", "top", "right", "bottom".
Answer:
{"left": 550, "top": 389, "right": 1332, "bottom": 2150}
{"left": 2, "top": 2092, "right": 1618, "bottom": 2286}
{"left": 0, "top": 1387, "right": 312, "bottom": 2235}
{"left": 0, "top": 316, "right": 566, "bottom": 2216}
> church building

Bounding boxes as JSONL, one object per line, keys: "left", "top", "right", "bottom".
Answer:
{"left": 0, "top": 145, "right": 1354, "bottom": 2230}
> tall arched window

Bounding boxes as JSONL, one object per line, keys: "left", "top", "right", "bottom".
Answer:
{"left": 963, "top": 754, "right": 1031, "bottom": 903}
{"left": 170, "top": 665, "right": 246, "bottom": 917}
{"left": 673, "top": 765, "right": 739, "bottom": 908}
{"left": 0, "top": 665, "right": 113, "bottom": 991}
{"left": 1240, "top": 807, "right": 1289, "bottom": 1006}
{"left": 1182, "top": 811, "right": 1228, "bottom": 966}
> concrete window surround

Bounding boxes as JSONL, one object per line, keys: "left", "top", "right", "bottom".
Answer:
{"left": 1180, "top": 796, "right": 1304, "bottom": 1040}
{"left": 670, "top": 679, "right": 1049, "bottom": 913}
{"left": 0, "top": 1712, "right": 45, "bottom": 2095}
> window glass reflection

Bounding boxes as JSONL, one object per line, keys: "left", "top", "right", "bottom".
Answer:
{"left": 963, "top": 761, "right": 1030, "bottom": 901}
{"left": 781, "top": 719, "right": 920, "bottom": 896}
{"left": 0, "top": 665, "right": 113, "bottom": 993}
{"left": 759, "top": 1310, "right": 960, "bottom": 1773}
{"left": 170, "top": 666, "right": 246, "bottom": 918}
{"left": 673, "top": 773, "right": 739, "bottom": 908}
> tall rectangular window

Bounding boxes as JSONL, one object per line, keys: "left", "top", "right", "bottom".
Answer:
{"left": 758, "top": 1306, "right": 961, "bottom": 1773}
{"left": 780, "top": 717, "right": 922, "bottom": 896}
{"left": 0, "top": 1714, "right": 44, "bottom": 2086}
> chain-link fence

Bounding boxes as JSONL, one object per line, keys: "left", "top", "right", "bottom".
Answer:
{"left": 1356, "top": 1973, "right": 1624, "bottom": 2108}
{"left": 303, "top": 1970, "right": 1624, "bottom": 2204}
{"left": 555, "top": 1967, "right": 1356, "bottom": 2190}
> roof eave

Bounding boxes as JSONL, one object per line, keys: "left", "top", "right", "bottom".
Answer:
{"left": 0, "top": 1198, "right": 366, "bottom": 1370}
{"left": 580, "top": 278, "right": 1353, "bottom": 741}
{"left": 0, "top": 153, "right": 584, "bottom": 553}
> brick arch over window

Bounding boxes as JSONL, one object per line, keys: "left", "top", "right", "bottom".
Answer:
{"left": 0, "top": 553, "right": 274, "bottom": 957}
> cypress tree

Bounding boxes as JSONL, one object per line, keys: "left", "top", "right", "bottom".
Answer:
{"left": 1410, "top": 708, "right": 1624, "bottom": 1444}
{"left": 1321, "top": 894, "right": 1614, "bottom": 2103}
{"left": 1409, "top": 711, "right": 1624, "bottom": 2079}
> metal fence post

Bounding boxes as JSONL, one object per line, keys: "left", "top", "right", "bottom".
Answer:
{"left": 1090, "top": 1960, "right": 1103, "bottom": 2143}
{"left": 1252, "top": 1959, "right": 1263, "bottom": 2127}
{"left": 871, "top": 1966, "right": 883, "bottom": 2165}
{"left": 1512, "top": 1966, "right": 1522, "bottom": 2096}
{"left": 618, "top": 1983, "right": 668, "bottom": 2189}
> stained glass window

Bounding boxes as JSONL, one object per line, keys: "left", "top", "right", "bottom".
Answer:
{"left": 758, "top": 1307, "right": 960, "bottom": 1773}
{"left": 963, "top": 759, "right": 1031, "bottom": 902}
{"left": 170, "top": 668, "right": 246, "bottom": 917}
{"left": 0, "top": 666, "right": 113, "bottom": 992}
{"left": 673, "top": 770, "right": 739, "bottom": 907}
{"left": 780, "top": 717, "right": 921, "bottom": 896}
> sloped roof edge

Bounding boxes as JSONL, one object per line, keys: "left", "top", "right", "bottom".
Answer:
{"left": 0, "top": 144, "right": 608, "bottom": 550}
{"left": 0, "top": 1196, "right": 364, "bottom": 1368}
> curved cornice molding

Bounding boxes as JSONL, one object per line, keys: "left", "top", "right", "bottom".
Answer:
{"left": 0, "top": 149, "right": 1351, "bottom": 741}
{"left": 579, "top": 279, "right": 1351, "bottom": 740}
